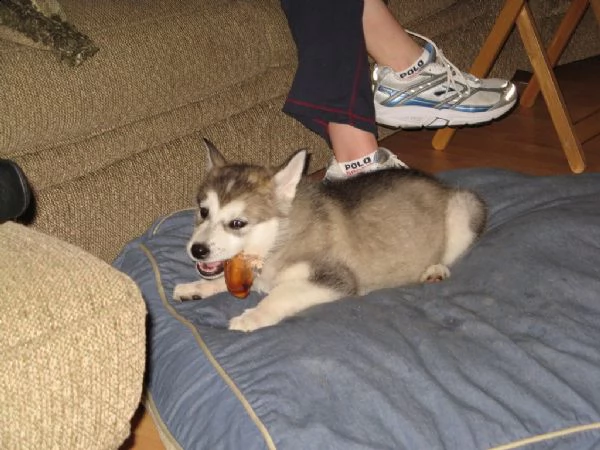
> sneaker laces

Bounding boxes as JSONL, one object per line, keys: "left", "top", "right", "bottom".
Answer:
{"left": 374, "top": 30, "right": 480, "bottom": 100}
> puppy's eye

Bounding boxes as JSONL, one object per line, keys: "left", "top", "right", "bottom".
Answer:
{"left": 229, "top": 219, "right": 247, "bottom": 230}
{"left": 199, "top": 207, "right": 209, "bottom": 219}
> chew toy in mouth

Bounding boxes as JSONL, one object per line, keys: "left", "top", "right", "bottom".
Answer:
{"left": 224, "top": 253, "right": 263, "bottom": 299}
{"left": 196, "top": 261, "right": 225, "bottom": 279}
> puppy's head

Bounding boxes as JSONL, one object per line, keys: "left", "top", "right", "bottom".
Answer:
{"left": 188, "top": 139, "right": 306, "bottom": 279}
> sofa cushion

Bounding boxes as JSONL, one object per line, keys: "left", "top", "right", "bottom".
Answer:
{"left": 0, "top": 222, "right": 147, "bottom": 448}
{"left": 0, "top": 0, "right": 295, "bottom": 156}
{"left": 28, "top": 100, "right": 329, "bottom": 263}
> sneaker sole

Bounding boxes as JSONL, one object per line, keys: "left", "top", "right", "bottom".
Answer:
{"left": 375, "top": 100, "right": 517, "bottom": 129}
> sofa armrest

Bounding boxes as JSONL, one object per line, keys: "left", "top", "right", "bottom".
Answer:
{"left": 0, "top": 222, "right": 147, "bottom": 449}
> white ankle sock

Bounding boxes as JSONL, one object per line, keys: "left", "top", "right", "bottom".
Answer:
{"left": 395, "top": 47, "right": 431, "bottom": 79}
{"left": 338, "top": 150, "right": 379, "bottom": 177}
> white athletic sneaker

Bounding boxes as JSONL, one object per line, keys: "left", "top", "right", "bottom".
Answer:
{"left": 373, "top": 31, "right": 518, "bottom": 129}
{"left": 324, "top": 147, "right": 408, "bottom": 182}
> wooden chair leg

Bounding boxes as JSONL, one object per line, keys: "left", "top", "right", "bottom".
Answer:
{"left": 432, "top": 0, "right": 525, "bottom": 151}
{"left": 520, "top": 0, "right": 591, "bottom": 108}
{"left": 516, "top": 3, "right": 586, "bottom": 173}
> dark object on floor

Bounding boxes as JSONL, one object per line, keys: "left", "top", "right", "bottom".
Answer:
{"left": 0, "top": 0, "right": 98, "bottom": 66}
{"left": 0, "top": 160, "right": 31, "bottom": 222}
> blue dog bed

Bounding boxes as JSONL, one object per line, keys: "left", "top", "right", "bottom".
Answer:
{"left": 114, "top": 169, "right": 600, "bottom": 450}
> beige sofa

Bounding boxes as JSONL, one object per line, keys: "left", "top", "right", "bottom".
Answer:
{"left": 1, "top": 0, "right": 598, "bottom": 448}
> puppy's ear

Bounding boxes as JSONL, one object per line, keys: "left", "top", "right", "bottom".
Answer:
{"left": 273, "top": 150, "right": 307, "bottom": 210}
{"left": 203, "top": 139, "right": 227, "bottom": 171}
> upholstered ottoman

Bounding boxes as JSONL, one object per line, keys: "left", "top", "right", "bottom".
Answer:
{"left": 0, "top": 222, "right": 147, "bottom": 449}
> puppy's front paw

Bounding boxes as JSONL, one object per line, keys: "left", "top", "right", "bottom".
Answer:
{"left": 173, "top": 279, "right": 226, "bottom": 302}
{"left": 229, "top": 307, "right": 279, "bottom": 332}
{"left": 173, "top": 282, "right": 204, "bottom": 302}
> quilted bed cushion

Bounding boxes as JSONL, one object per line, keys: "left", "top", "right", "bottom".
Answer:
{"left": 114, "top": 168, "right": 600, "bottom": 450}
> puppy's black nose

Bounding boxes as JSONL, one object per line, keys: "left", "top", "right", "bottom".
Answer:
{"left": 190, "top": 243, "right": 210, "bottom": 260}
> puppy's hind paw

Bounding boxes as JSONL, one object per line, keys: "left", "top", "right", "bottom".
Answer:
{"left": 420, "top": 264, "right": 450, "bottom": 283}
{"left": 229, "top": 307, "right": 279, "bottom": 332}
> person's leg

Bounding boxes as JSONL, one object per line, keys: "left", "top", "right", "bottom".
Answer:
{"left": 281, "top": 0, "right": 516, "bottom": 179}
{"left": 326, "top": 0, "right": 425, "bottom": 168}
{"left": 328, "top": 123, "right": 377, "bottom": 162}
{"left": 362, "top": 0, "right": 423, "bottom": 71}
{"left": 280, "top": 0, "right": 406, "bottom": 180}
{"left": 280, "top": 0, "right": 376, "bottom": 152}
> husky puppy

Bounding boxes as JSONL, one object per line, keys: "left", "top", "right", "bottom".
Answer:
{"left": 174, "top": 140, "right": 486, "bottom": 332}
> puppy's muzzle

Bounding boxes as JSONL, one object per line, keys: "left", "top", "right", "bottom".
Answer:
{"left": 189, "top": 242, "right": 226, "bottom": 280}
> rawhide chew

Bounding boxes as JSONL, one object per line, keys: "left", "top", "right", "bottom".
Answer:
{"left": 224, "top": 253, "right": 255, "bottom": 299}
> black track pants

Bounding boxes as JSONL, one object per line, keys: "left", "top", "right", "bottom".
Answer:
{"left": 280, "top": 0, "right": 377, "bottom": 145}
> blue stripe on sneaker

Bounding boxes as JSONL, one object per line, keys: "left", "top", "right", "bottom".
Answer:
{"left": 403, "top": 98, "right": 440, "bottom": 108}
{"left": 381, "top": 93, "right": 492, "bottom": 113}
{"left": 452, "top": 104, "right": 493, "bottom": 113}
